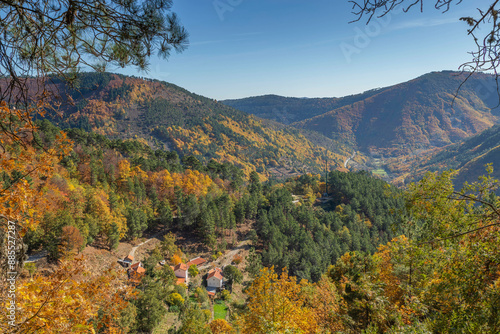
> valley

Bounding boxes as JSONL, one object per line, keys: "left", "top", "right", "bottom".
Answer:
{"left": 4, "top": 70, "right": 500, "bottom": 334}
{"left": 225, "top": 71, "right": 500, "bottom": 185}
{"left": 3, "top": 1, "right": 500, "bottom": 333}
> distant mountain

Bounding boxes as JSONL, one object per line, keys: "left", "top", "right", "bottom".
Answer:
{"left": 42, "top": 72, "right": 349, "bottom": 178}
{"left": 226, "top": 72, "right": 500, "bottom": 159}
{"left": 222, "top": 90, "right": 382, "bottom": 125}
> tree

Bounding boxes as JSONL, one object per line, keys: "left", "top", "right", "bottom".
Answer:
{"left": 158, "top": 198, "right": 174, "bottom": 227}
{"left": 0, "top": 0, "right": 189, "bottom": 331}
{"left": 350, "top": 0, "right": 500, "bottom": 89}
{"left": 59, "top": 225, "right": 84, "bottom": 255}
{"left": 245, "top": 247, "right": 262, "bottom": 278}
{"left": 107, "top": 222, "right": 121, "bottom": 250}
{"left": 209, "top": 319, "right": 234, "bottom": 334}
{"left": 167, "top": 292, "right": 185, "bottom": 307}
{"left": 222, "top": 265, "right": 243, "bottom": 291}
{"left": 134, "top": 283, "right": 167, "bottom": 333}
{"left": 126, "top": 205, "right": 148, "bottom": 239}
{"left": 176, "top": 306, "right": 211, "bottom": 334}
{"left": 308, "top": 276, "right": 345, "bottom": 333}
{"left": 188, "top": 264, "right": 199, "bottom": 278}
{"left": 0, "top": 0, "right": 188, "bottom": 108}
{"left": 0, "top": 257, "right": 132, "bottom": 333}
{"left": 239, "top": 266, "right": 319, "bottom": 334}
{"left": 160, "top": 232, "right": 179, "bottom": 259}
{"left": 401, "top": 168, "right": 500, "bottom": 332}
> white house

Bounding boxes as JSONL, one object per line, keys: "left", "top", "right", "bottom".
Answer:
{"left": 173, "top": 263, "right": 189, "bottom": 284}
{"left": 207, "top": 267, "right": 223, "bottom": 288}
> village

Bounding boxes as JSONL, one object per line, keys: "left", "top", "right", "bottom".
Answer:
{"left": 107, "top": 229, "right": 253, "bottom": 331}
{"left": 120, "top": 254, "right": 224, "bottom": 298}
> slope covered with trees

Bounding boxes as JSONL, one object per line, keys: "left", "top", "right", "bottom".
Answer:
{"left": 235, "top": 169, "right": 500, "bottom": 334}
{"left": 243, "top": 171, "right": 405, "bottom": 282}
{"left": 295, "top": 71, "right": 500, "bottom": 156}
{"left": 4, "top": 101, "right": 499, "bottom": 333}
{"left": 39, "top": 72, "right": 349, "bottom": 179}
{"left": 406, "top": 124, "right": 500, "bottom": 186}
{"left": 225, "top": 72, "right": 500, "bottom": 159}
{"left": 222, "top": 90, "right": 382, "bottom": 124}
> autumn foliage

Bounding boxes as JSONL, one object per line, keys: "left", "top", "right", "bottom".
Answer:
{"left": 0, "top": 102, "right": 72, "bottom": 233}
{"left": 239, "top": 267, "right": 319, "bottom": 333}
{"left": 0, "top": 257, "right": 132, "bottom": 333}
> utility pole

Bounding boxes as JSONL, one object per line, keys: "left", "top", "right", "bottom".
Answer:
{"left": 325, "top": 159, "right": 328, "bottom": 196}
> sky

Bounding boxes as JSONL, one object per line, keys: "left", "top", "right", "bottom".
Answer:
{"left": 116, "top": 0, "right": 489, "bottom": 100}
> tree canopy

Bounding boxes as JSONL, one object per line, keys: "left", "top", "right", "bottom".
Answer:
{"left": 0, "top": 0, "right": 188, "bottom": 105}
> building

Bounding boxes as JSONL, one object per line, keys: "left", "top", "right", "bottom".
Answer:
{"left": 173, "top": 263, "right": 189, "bottom": 284}
{"left": 187, "top": 257, "right": 207, "bottom": 267}
{"left": 120, "top": 255, "right": 134, "bottom": 268}
{"left": 130, "top": 262, "right": 145, "bottom": 273}
{"left": 128, "top": 262, "right": 146, "bottom": 283}
{"left": 207, "top": 267, "right": 223, "bottom": 289}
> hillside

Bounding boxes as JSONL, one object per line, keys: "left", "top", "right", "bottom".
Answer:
{"left": 297, "top": 72, "right": 500, "bottom": 156}
{"left": 225, "top": 72, "right": 500, "bottom": 160}
{"left": 404, "top": 124, "right": 500, "bottom": 185}
{"left": 222, "top": 90, "right": 382, "bottom": 124}
{"left": 41, "top": 72, "right": 351, "bottom": 178}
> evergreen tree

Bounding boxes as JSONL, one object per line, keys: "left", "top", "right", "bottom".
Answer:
{"left": 108, "top": 222, "right": 121, "bottom": 250}
{"left": 158, "top": 198, "right": 173, "bottom": 227}
{"left": 246, "top": 247, "right": 263, "bottom": 278}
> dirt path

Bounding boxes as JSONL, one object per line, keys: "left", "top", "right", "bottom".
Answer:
{"left": 218, "top": 239, "right": 252, "bottom": 268}
{"left": 129, "top": 238, "right": 154, "bottom": 259}
{"left": 344, "top": 150, "right": 356, "bottom": 168}
{"left": 128, "top": 231, "right": 165, "bottom": 260}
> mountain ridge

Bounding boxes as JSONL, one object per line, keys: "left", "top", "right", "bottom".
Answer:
{"left": 224, "top": 71, "right": 500, "bottom": 159}
{"left": 40, "top": 72, "right": 351, "bottom": 179}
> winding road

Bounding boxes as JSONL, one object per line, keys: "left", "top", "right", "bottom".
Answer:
{"left": 344, "top": 151, "right": 356, "bottom": 168}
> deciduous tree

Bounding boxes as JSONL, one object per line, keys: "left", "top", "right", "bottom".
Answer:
{"left": 240, "top": 266, "right": 319, "bottom": 334}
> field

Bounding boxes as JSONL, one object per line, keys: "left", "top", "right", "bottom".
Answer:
{"left": 213, "top": 302, "right": 228, "bottom": 320}
{"left": 372, "top": 168, "right": 388, "bottom": 177}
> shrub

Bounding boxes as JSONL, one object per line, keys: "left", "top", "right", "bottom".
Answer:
{"left": 167, "top": 293, "right": 184, "bottom": 307}
{"left": 174, "top": 284, "right": 187, "bottom": 297}
{"left": 188, "top": 264, "right": 199, "bottom": 278}
{"left": 232, "top": 255, "right": 242, "bottom": 265}
{"left": 220, "top": 289, "right": 231, "bottom": 302}
{"left": 169, "top": 305, "right": 180, "bottom": 313}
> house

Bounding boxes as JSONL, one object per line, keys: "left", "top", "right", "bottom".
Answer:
{"left": 130, "top": 262, "right": 145, "bottom": 273}
{"left": 207, "top": 267, "right": 223, "bottom": 289}
{"left": 173, "top": 263, "right": 189, "bottom": 284}
{"left": 120, "top": 255, "right": 134, "bottom": 268}
{"left": 187, "top": 257, "right": 207, "bottom": 267}
{"left": 128, "top": 262, "right": 146, "bottom": 283}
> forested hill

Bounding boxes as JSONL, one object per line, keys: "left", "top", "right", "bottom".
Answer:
{"left": 407, "top": 123, "right": 500, "bottom": 186}
{"left": 225, "top": 71, "right": 500, "bottom": 158}
{"left": 222, "top": 89, "right": 382, "bottom": 124}
{"left": 40, "top": 72, "right": 349, "bottom": 179}
{"left": 254, "top": 171, "right": 404, "bottom": 281}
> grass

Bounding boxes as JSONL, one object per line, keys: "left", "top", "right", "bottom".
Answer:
{"left": 152, "top": 312, "right": 179, "bottom": 334}
{"left": 213, "top": 302, "right": 228, "bottom": 320}
{"left": 372, "top": 169, "right": 388, "bottom": 177}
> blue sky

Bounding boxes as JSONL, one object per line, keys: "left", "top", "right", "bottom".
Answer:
{"left": 117, "top": 0, "right": 488, "bottom": 100}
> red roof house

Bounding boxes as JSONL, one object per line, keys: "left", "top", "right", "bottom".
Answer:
{"left": 207, "top": 268, "right": 223, "bottom": 288}
{"left": 187, "top": 257, "right": 207, "bottom": 267}
{"left": 174, "top": 263, "right": 189, "bottom": 284}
